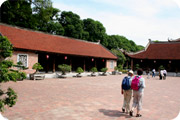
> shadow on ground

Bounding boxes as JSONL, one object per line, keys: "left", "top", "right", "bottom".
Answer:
{"left": 99, "top": 109, "right": 132, "bottom": 118}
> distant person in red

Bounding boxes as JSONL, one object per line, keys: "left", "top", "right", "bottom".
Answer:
{"left": 129, "top": 68, "right": 146, "bottom": 117}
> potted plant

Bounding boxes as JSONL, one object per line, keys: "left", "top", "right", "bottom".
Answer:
{"left": 30, "top": 63, "right": 44, "bottom": 80}
{"left": 112, "top": 66, "right": 118, "bottom": 75}
{"left": 135, "top": 64, "right": 140, "bottom": 70}
{"left": 76, "top": 67, "right": 84, "bottom": 77}
{"left": 100, "top": 68, "right": 108, "bottom": 76}
{"left": 58, "top": 64, "right": 71, "bottom": 78}
{"left": 32, "top": 63, "right": 43, "bottom": 73}
{"left": 90, "top": 67, "right": 98, "bottom": 76}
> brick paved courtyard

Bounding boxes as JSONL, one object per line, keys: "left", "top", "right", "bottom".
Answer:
{"left": 1, "top": 74, "right": 180, "bottom": 120}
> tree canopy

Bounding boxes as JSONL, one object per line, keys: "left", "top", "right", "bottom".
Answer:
{"left": 0, "top": 36, "right": 26, "bottom": 112}
{"left": 0, "top": 0, "right": 144, "bottom": 53}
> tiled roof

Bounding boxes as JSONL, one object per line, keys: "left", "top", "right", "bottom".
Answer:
{"left": 0, "top": 24, "right": 117, "bottom": 59}
{"left": 127, "top": 42, "right": 180, "bottom": 60}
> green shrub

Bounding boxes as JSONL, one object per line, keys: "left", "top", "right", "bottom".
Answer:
{"left": 121, "top": 69, "right": 128, "bottom": 73}
{"left": 58, "top": 64, "right": 71, "bottom": 75}
{"left": 159, "top": 65, "right": 164, "bottom": 70}
{"left": 118, "top": 64, "right": 123, "bottom": 71}
{"left": 90, "top": 67, "right": 98, "bottom": 73}
{"left": 114, "top": 66, "right": 118, "bottom": 71}
{"left": 32, "top": 63, "right": 43, "bottom": 73}
{"left": 101, "top": 68, "right": 108, "bottom": 73}
{"left": 76, "top": 67, "right": 84, "bottom": 74}
{"left": 135, "top": 64, "right": 140, "bottom": 70}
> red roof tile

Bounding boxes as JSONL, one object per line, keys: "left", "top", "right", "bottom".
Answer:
{"left": 0, "top": 24, "right": 117, "bottom": 59}
{"left": 128, "top": 42, "right": 180, "bottom": 60}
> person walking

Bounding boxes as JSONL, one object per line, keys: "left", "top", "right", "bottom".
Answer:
{"left": 146, "top": 69, "right": 150, "bottom": 79}
{"left": 129, "top": 68, "right": 145, "bottom": 117}
{"left": 152, "top": 68, "right": 156, "bottom": 77}
{"left": 159, "top": 69, "right": 164, "bottom": 80}
{"left": 163, "top": 69, "right": 167, "bottom": 80}
{"left": 121, "top": 70, "right": 134, "bottom": 114}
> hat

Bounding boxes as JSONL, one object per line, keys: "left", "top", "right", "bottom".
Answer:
{"left": 128, "top": 70, "right": 134, "bottom": 74}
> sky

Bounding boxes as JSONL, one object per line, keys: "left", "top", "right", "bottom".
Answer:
{"left": 1, "top": 0, "right": 180, "bottom": 46}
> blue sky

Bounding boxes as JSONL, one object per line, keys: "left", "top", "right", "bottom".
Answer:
{"left": 52, "top": 0, "right": 180, "bottom": 46}
{"left": 1, "top": 0, "right": 180, "bottom": 46}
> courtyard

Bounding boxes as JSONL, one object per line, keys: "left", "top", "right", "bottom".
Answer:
{"left": 1, "top": 74, "right": 180, "bottom": 120}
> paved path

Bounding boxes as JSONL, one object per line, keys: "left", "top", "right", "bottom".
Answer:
{"left": 1, "top": 75, "right": 180, "bottom": 120}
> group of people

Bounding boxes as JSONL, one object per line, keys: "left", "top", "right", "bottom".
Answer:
{"left": 159, "top": 69, "right": 167, "bottom": 80}
{"left": 121, "top": 68, "right": 145, "bottom": 117}
{"left": 152, "top": 68, "right": 167, "bottom": 80}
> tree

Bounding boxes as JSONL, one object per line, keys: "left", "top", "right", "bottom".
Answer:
{"left": 0, "top": 0, "right": 35, "bottom": 29}
{"left": 46, "top": 21, "right": 64, "bottom": 35}
{"left": 32, "top": 0, "right": 55, "bottom": 31}
{"left": 59, "top": 11, "right": 84, "bottom": 39}
{"left": 32, "top": 63, "right": 43, "bottom": 73}
{"left": 83, "top": 18, "right": 106, "bottom": 42}
{"left": 58, "top": 64, "right": 71, "bottom": 75}
{"left": 0, "top": 36, "right": 26, "bottom": 112}
{"left": 111, "top": 49, "right": 126, "bottom": 66}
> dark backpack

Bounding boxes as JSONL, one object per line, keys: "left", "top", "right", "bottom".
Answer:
{"left": 122, "top": 77, "right": 131, "bottom": 90}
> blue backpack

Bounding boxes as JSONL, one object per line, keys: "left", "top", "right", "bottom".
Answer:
{"left": 122, "top": 77, "right": 131, "bottom": 90}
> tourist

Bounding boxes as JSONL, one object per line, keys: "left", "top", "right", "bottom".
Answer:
{"left": 159, "top": 69, "right": 164, "bottom": 80}
{"left": 121, "top": 70, "right": 134, "bottom": 114}
{"left": 146, "top": 68, "right": 150, "bottom": 79}
{"left": 163, "top": 69, "right": 167, "bottom": 80}
{"left": 152, "top": 68, "right": 156, "bottom": 77}
{"left": 129, "top": 68, "right": 145, "bottom": 117}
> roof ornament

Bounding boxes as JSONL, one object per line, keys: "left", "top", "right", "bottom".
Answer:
{"left": 168, "top": 37, "right": 173, "bottom": 42}
{"left": 97, "top": 40, "right": 101, "bottom": 44}
{"left": 148, "top": 39, "right": 152, "bottom": 43}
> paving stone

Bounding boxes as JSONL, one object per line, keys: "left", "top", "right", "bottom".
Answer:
{"left": 1, "top": 75, "right": 180, "bottom": 120}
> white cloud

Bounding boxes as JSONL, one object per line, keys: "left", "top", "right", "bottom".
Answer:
{"left": 173, "top": 0, "right": 180, "bottom": 8}
{"left": 0, "top": 0, "right": 6, "bottom": 6}
{"left": 53, "top": 0, "right": 180, "bottom": 46}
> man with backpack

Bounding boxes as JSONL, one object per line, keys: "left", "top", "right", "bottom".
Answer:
{"left": 121, "top": 70, "right": 134, "bottom": 114}
{"left": 129, "top": 68, "right": 146, "bottom": 117}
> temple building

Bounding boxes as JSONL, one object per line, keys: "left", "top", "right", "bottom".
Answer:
{"left": 125, "top": 39, "right": 180, "bottom": 73}
{"left": 0, "top": 23, "right": 117, "bottom": 74}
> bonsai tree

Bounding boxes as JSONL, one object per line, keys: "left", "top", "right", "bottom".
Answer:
{"left": 101, "top": 68, "right": 108, "bottom": 75}
{"left": 114, "top": 66, "right": 118, "bottom": 71}
{"left": 118, "top": 64, "right": 123, "bottom": 71}
{"left": 32, "top": 63, "right": 43, "bottom": 73}
{"left": 76, "top": 67, "right": 84, "bottom": 77}
{"left": 90, "top": 67, "right": 98, "bottom": 73}
{"left": 90, "top": 67, "right": 98, "bottom": 76}
{"left": 159, "top": 65, "right": 164, "bottom": 70}
{"left": 135, "top": 64, "right": 140, "bottom": 70}
{"left": 0, "top": 36, "right": 26, "bottom": 112}
{"left": 76, "top": 67, "right": 84, "bottom": 74}
{"left": 58, "top": 64, "right": 71, "bottom": 75}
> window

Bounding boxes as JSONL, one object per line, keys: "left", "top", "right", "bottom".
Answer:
{"left": 110, "top": 60, "right": 114, "bottom": 69}
{"left": 17, "top": 54, "right": 28, "bottom": 67}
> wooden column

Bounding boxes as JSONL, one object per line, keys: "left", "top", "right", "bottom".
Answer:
{"left": 95, "top": 60, "right": 97, "bottom": 68}
{"left": 53, "top": 56, "right": 55, "bottom": 73}
{"left": 70, "top": 59, "right": 72, "bottom": 69}
{"left": 131, "top": 59, "right": 134, "bottom": 70}
{"left": 83, "top": 59, "right": 86, "bottom": 71}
